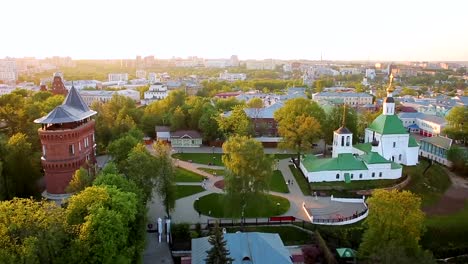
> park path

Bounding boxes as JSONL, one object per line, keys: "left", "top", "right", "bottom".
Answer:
{"left": 424, "top": 168, "right": 468, "bottom": 215}
{"left": 147, "top": 145, "right": 365, "bottom": 223}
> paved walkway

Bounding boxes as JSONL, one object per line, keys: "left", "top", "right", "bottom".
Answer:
{"left": 147, "top": 155, "right": 366, "bottom": 223}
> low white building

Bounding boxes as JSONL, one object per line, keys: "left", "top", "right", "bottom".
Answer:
{"left": 312, "top": 92, "right": 373, "bottom": 106}
{"left": 108, "top": 73, "right": 128, "bottom": 82}
{"left": 170, "top": 130, "right": 202, "bottom": 148}
{"left": 79, "top": 89, "right": 140, "bottom": 106}
{"left": 142, "top": 83, "right": 169, "bottom": 105}
{"left": 136, "top": 70, "right": 146, "bottom": 79}
{"left": 365, "top": 69, "right": 376, "bottom": 80}
{"left": 419, "top": 136, "right": 453, "bottom": 167}
{"left": 398, "top": 112, "right": 447, "bottom": 137}
{"left": 219, "top": 71, "right": 246, "bottom": 82}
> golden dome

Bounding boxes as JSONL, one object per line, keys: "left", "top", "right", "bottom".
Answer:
{"left": 387, "top": 73, "right": 395, "bottom": 93}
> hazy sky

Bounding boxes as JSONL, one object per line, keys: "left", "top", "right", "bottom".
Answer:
{"left": 2, "top": 0, "right": 467, "bottom": 61}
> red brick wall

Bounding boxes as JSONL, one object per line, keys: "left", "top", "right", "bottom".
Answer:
{"left": 38, "top": 120, "right": 96, "bottom": 194}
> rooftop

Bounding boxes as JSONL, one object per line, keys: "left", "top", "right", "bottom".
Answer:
{"left": 191, "top": 232, "right": 292, "bottom": 264}
{"left": 368, "top": 114, "right": 408, "bottom": 135}
{"left": 34, "top": 86, "right": 97, "bottom": 124}
{"left": 314, "top": 92, "right": 373, "bottom": 98}
{"left": 302, "top": 153, "right": 368, "bottom": 172}
{"left": 420, "top": 136, "right": 452, "bottom": 150}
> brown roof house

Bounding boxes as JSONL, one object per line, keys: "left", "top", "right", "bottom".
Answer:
{"left": 170, "top": 130, "right": 202, "bottom": 148}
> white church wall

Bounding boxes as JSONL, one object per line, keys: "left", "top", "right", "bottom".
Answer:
{"left": 406, "top": 147, "right": 419, "bottom": 165}
{"left": 379, "top": 134, "right": 409, "bottom": 163}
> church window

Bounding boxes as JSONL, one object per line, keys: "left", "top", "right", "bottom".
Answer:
{"left": 359, "top": 173, "right": 363, "bottom": 179}
{"left": 341, "top": 136, "right": 344, "bottom": 146}
{"left": 393, "top": 142, "right": 396, "bottom": 148}
{"left": 379, "top": 172, "right": 382, "bottom": 177}
{"left": 372, "top": 172, "right": 375, "bottom": 177}
{"left": 351, "top": 174, "right": 354, "bottom": 179}
{"left": 336, "top": 174, "right": 339, "bottom": 179}
{"left": 392, "top": 156, "right": 395, "bottom": 161}
{"left": 346, "top": 136, "right": 350, "bottom": 146}
{"left": 399, "top": 154, "right": 402, "bottom": 161}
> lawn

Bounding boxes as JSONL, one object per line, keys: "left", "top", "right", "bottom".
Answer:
{"left": 421, "top": 202, "right": 468, "bottom": 258}
{"left": 269, "top": 170, "right": 289, "bottom": 193}
{"left": 403, "top": 159, "right": 451, "bottom": 206}
{"left": 172, "top": 153, "right": 224, "bottom": 166}
{"left": 194, "top": 193, "right": 290, "bottom": 218}
{"left": 310, "top": 178, "right": 403, "bottom": 191}
{"left": 175, "top": 185, "right": 205, "bottom": 199}
{"left": 225, "top": 226, "right": 312, "bottom": 246}
{"left": 172, "top": 153, "right": 295, "bottom": 166}
{"left": 198, "top": 168, "right": 225, "bottom": 176}
{"left": 289, "top": 165, "right": 311, "bottom": 195}
{"left": 175, "top": 167, "right": 206, "bottom": 182}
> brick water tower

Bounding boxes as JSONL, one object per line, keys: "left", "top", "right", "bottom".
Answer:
{"left": 34, "top": 85, "right": 97, "bottom": 200}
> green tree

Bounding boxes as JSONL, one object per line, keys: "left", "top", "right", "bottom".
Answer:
{"left": 66, "top": 168, "right": 93, "bottom": 193}
{"left": 1, "top": 133, "right": 41, "bottom": 199}
{"left": 359, "top": 190, "right": 426, "bottom": 258}
{"left": 444, "top": 106, "right": 468, "bottom": 144}
{"left": 357, "top": 110, "right": 381, "bottom": 141}
{"left": 274, "top": 98, "right": 324, "bottom": 165}
{"left": 0, "top": 198, "right": 71, "bottom": 264}
{"left": 222, "top": 136, "right": 273, "bottom": 210}
{"left": 198, "top": 104, "right": 222, "bottom": 141}
{"left": 152, "top": 141, "right": 176, "bottom": 217}
{"left": 205, "top": 222, "right": 234, "bottom": 264}
{"left": 399, "top": 87, "right": 418, "bottom": 96}
{"left": 107, "top": 132, "right": 140, "bottom": 172}
{"left": 246, "top": 97, "right": 264, "bottom": 108}
{"left": 217, "top": 105, "right": 253, "bottom": 137}
{"left": 447, "top": 146, "right": 468, "bottom": 175}
{"left": 323, "top": 105, "right": 358, "bottom": 147}
{"left": 66, "top": 185, "right": 138, "bottom": 264}
{"left": 170, "top": 106, "right": 186, "bottom": 131}
{"left": 367, "top": 241, "right": 436, "bottom": 264}
{"left": 125, "top": 143, "right": 159, "bottom": 201}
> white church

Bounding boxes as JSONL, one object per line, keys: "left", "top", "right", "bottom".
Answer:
{"left": 300, "top": 75, "right": 419, "bottom": 182}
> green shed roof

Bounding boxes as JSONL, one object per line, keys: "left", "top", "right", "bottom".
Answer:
{"left": 368, "top": 114, "right": 408, "bottom": 135}
{"left": 302, "top": 153, "right": 368, "bottom": 172}
{"left": 361, "top": 152, "right": 391, "bottom": 164}
{"left": 420, "top": 136, "right": 452, "bottom": 149}
{"left": 391, "top": 162, "right": 402, "bottom": 169}
{"left": 408, "top": 135, "right": 419, "bottom": 147}
{"left": 354, "top": 142, "right": 372, "bottom": 153}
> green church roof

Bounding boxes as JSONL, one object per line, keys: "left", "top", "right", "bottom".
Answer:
{"left": 391, "top": 162, "right": 402, "bottom": 169}
{"left": 302, "top": 153, "right": 368, "bottom": 172}
{"left": 408, "top": 135, "right": 419, "bottom": 147}
{"left": 354, "top": 142, "right": 372, "bottom": 153}
{"left": 368, "top": 114, "right": 408, "bottom": 135}
{"left": 361, "top": 152, "right": 391, "bottom": 164}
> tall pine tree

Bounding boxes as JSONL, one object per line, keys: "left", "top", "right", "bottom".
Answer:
{"left": 205, "top": 222, "right": 234, "bottom": 264}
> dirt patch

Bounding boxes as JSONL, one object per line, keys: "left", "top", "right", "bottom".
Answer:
{"left": 214, "top": 180, "right": 225, "bottom": 190}
{"left": 423, "top": 186, "right": 468, "bottom": 215}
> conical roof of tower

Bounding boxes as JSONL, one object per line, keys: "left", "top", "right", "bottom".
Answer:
{"left": 334, "top": 126, "right": 352, "bottom": 134}
{"left": 34, "top": 86, "right": 97, "bottom": 124}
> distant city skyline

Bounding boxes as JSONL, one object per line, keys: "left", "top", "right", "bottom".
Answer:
{"left": 2, "top": 0, "right": 467, "bottom": 61}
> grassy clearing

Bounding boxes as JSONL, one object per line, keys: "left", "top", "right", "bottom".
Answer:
{"left": 269, "top": 170, "right": 289, "bottom": 193}
{"left": 289, "top": 165, "right": 311, "bottom": 195}
{"left": 175, "top": 167, "right": 206, "bottom": 182}
{"left": 403, "top": 159, "right": 451, "bottom": 206}
{"left": 422, "top": 202, "right": 468, "bottom": 258}
{"left": 194, "top": 193, "right": 290, "bottom": 218}
{"left": 310, "top": 178, "right": 402, "bottom": 191}
{"left": 198, "top": 168, "right": 225, "bottom": 176}
{"left": 225, "top": 226, "right": 312, "bottom": 246}
{"left": 175, "top": 185, "right": 205, "bottom": 199}
{"left": 172, "top": 153, "right": 224, "bottom": 166}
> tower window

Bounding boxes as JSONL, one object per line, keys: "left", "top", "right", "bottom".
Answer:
{"left": 341, "top": 136, "right": 344, "bottom": 146}
{"left": 79, "top": 142, "right": 82, "bottom": 151}
{"left": 336, "top": 174, "right": 339, "bottom": 179}
{"left": 393, "top": 142, "right": 396, "bottom": 148}
{"left": 69, "top": 144, "right": 75, "bottom": 155}
{"left": 372, "top": 172, "right": 375, "bottom": 177}
{"left": 42, "top": 145, "right": 46, "bottom": 157}
{"left": 346, "top": 136, "right": 350, "bottom": 146}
